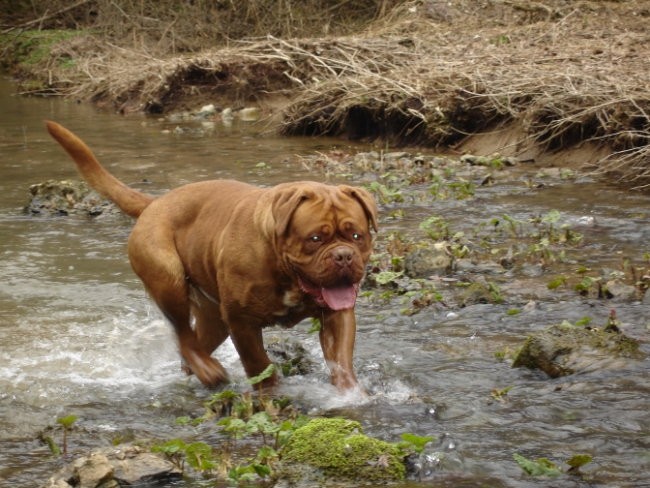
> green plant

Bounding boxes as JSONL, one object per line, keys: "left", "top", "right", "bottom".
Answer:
{"left": 56, "top": 414, "right": 78, "bottom": 455}
{"left": 398, "top": 433, "right": 435, "bottom": 454}
{"left": 419, "top": 216, "right": 450, "bottom": 241}
{"left": 367, "top": 181, "right": 404, "bottom": 204}
{"left": 373, "top": 270, "right": 404, "bottom": 286}
{"left": 248, "top": 363, "right": 276, "bottom": 387}
{"left": 307, "top": 317, "right": 321, "bottom": 333}
{"left": 491, "top": 386, "right": 513, "bottom": 402}
{"left": 155, "top": 388, "right": 310, "bottom": 483}
{"left": 514, "top": 453, "right": 562, "bottom": 477}
{"left": 1, "top": 30, "right": 82, "bottom": 67}
{"left": 152, "top": 439, "right": 216, "bottom": 473}
{"left": 487, "top": 281, "right": 504, "bottom": 304}
{"left": 566, "top": 454, "right": 593, "bottom": 474}
{"left": 547, "top": 276, "right": 567, "bottom": 290}
{"left": 514, "top": 452, "right": 593, "bottom": 478}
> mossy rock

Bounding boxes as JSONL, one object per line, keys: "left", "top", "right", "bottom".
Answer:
{"left": 26, "top": 179, "right": 116, "bottom": 216}
{"left": 280, "top": 418, "right": 405, "bottom": 483}
{"left": 459, "top": 277, "right": 503, "bottom": 306}
{"left": 512, "top": 322, "right": 644, "bottom": 378}
{"left": 266, "top": 336, "right": 315, "bottom": 377}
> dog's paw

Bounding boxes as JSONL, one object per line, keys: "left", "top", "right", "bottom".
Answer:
{"left": 184, "top": 351, "right": 230, "bottom": 387}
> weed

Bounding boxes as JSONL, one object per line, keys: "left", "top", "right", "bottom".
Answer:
{"left": 398, "top": 433, "right": 435, "bottom": 454}
{"left": 490, "top": 386, "right": 513, "bottom": 403}
{"left": 513, "top": 453, "right": 562, "bottom": 477}
{"left": 1, "top": 30, "right": 82, "bottom": 67}
{"left": 494, "top": 347, "right": 518, "bottom": 362}
{"left": 57, "top": 415, "right": 78, "bottom": 456}
{"left": 514, "top": 452, "right": 592, "bottom": 478}
{"left": 367, "top": 181, "right": 404, "bottom": 204}
{"left": 546, "top": 276, "right": 566, "bottom": 290}
{"left": 419, "top": 216, "right": 450, "bottom": 241}
{"left": 152, "top": 440, "right": 216, "bottom": 473}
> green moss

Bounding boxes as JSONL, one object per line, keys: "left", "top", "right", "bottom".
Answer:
{"left": 0, "top": 29, "right": 82, "bottom": 68}
{"left": 281, "top": 418, "right": 405, "bottom": 481}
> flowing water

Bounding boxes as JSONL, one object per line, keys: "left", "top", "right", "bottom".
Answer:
{"left": 1, "top": 76, "right": 649, "bottom": 488}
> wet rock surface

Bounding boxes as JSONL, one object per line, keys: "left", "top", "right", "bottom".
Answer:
{"left": 43, "top": 445, "right": 182, "bottom": 488}
{"left": 26, "top": 180, "right": 117, "bottom": 216}
{"left": 266, "top": 335, "right": 316, "bottom": 377}
{"left": 512, "top": 319, "right": 645, "bottom": 378}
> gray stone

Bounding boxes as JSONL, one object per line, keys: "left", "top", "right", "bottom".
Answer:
{"left": 513, "top": 322, "right": 644, "bottom": 378}
{"left": 26, "top": 180, "right": 116, "bottom": 216}
{"left": 112, "top": 446, "right": 181, "bottom": 484}
{"left": 605, "top": 279, "right": 638, "bottom": 302}
{"left": 404, "top": 243, "right": 452, "bottom": 278}
{"left": 74, "top": 453, "right": 113, "bottom": 488}
{"left": 42, "top": 445, "right": 182, "bottom": 488}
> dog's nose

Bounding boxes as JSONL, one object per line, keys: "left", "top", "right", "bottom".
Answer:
{"left": 332, "top": 246, "right": 353, "bottom": 267}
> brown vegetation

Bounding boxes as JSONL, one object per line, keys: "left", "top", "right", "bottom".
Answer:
{"left": 1, "top": 0, "right": 649, "bottom": 189}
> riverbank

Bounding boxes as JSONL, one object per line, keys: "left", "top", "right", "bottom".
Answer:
{"left": 1, "top": 0, "right": 649, "bottom": 190}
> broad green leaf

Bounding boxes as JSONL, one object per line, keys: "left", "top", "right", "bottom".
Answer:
{"left": 248, "top": 364, "right": 276, "bottom": 385}
{"left": 514, "top": 453, "right": 561, "bottom": 477}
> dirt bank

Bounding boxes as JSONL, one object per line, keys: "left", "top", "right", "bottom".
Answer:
{"left": 2, "top": 0, "right": 649, "bottom": 189}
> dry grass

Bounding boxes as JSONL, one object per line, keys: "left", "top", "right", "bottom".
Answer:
{"left": 279, "top": 0, "right": 650, "bottom": 189}
{"left": 3, "top": 0, "right": 650, "bottom": 189}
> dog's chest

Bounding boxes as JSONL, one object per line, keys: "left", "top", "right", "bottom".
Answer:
{"left": 270, "top": 287, "right": 313, "bottom": 327}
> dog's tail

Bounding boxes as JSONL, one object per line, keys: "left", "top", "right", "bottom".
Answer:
{"left": 45, "top": 120, "right": 154, "bottom": 218}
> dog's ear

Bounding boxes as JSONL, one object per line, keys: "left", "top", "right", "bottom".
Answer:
{"left": 339, "top": 185, "right": 379, "bottom": 232}
{"left": 272, "top": 188, "right": 311, "bottom": 237}
{"left": 256, "top": 186, "right": 311, "bottom": 241}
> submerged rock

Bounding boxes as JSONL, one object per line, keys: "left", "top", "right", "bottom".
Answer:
{"left": 26, "top": 180, "right": 116, "bottom": 216}
{"left": 458, "top": 276, "right": 503, "bottom": 306}
{"left": 43, "top": 445, "right": 182, "bottom": 488}
{"left": 512, "top": 319, "right": 644, "bottom": 378}
{"left": 605, "top": 279, "right": 638, "bottom": 302}
{"left": 404, "top": 242, "right": 452, "bottom": 278}
{"left": 279, "top": 418, "right": 405, "bottom": 483}
{"left": 266, "top": 335, "right": 316, "bottom": 377}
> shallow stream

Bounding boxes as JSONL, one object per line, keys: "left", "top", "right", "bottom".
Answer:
{"left": 1, "top": 77, "right": 648, "bottom": 487}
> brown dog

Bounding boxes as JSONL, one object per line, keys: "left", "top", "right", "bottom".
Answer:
{"left": 46, "top": 121, "right": 377, "bottom": 391}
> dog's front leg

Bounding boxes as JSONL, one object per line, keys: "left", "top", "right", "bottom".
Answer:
{"left": 319, "top": 309, "right": 360, "bottom": 391}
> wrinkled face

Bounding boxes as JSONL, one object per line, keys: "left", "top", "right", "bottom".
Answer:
{"left": 281, "top": 187, "right": 375, "bottom": 311}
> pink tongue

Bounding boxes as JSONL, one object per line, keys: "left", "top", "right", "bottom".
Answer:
{"left": 321, "top": 285, "right": 358, "bottom": 310}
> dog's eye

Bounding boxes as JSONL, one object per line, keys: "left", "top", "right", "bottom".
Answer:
{"left": 352, "top": 232, "right": 362, "bottom": 240}
{"left": 309, "top": 235, "right": 322, "bottom": 243}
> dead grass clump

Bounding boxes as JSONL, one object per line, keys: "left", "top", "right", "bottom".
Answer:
{"left": 3, "top": 0, "right": 649, "bottom": 189}
{"left": 56, "top": 34, "right": 419, "bottom": 114}
{"left": 279, "top": 1, "right": 650, "bottom": 189}
{"left": 2, "top": 0, "right": 401, "bottom": 53}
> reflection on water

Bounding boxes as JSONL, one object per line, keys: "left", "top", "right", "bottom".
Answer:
{"left": 1, "top": 76, "right": 649, "bottom": 487}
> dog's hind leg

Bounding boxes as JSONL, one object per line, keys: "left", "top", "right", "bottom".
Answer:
{"left": 190, "top": 292, "right": 230, "bottom": 356}
{"left": 128, "top": 227, "right": 229, "bottom": 387}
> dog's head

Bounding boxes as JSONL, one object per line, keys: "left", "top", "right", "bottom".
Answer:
{"left": 260, "top": 182, "right": 378, "bottom": 311}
